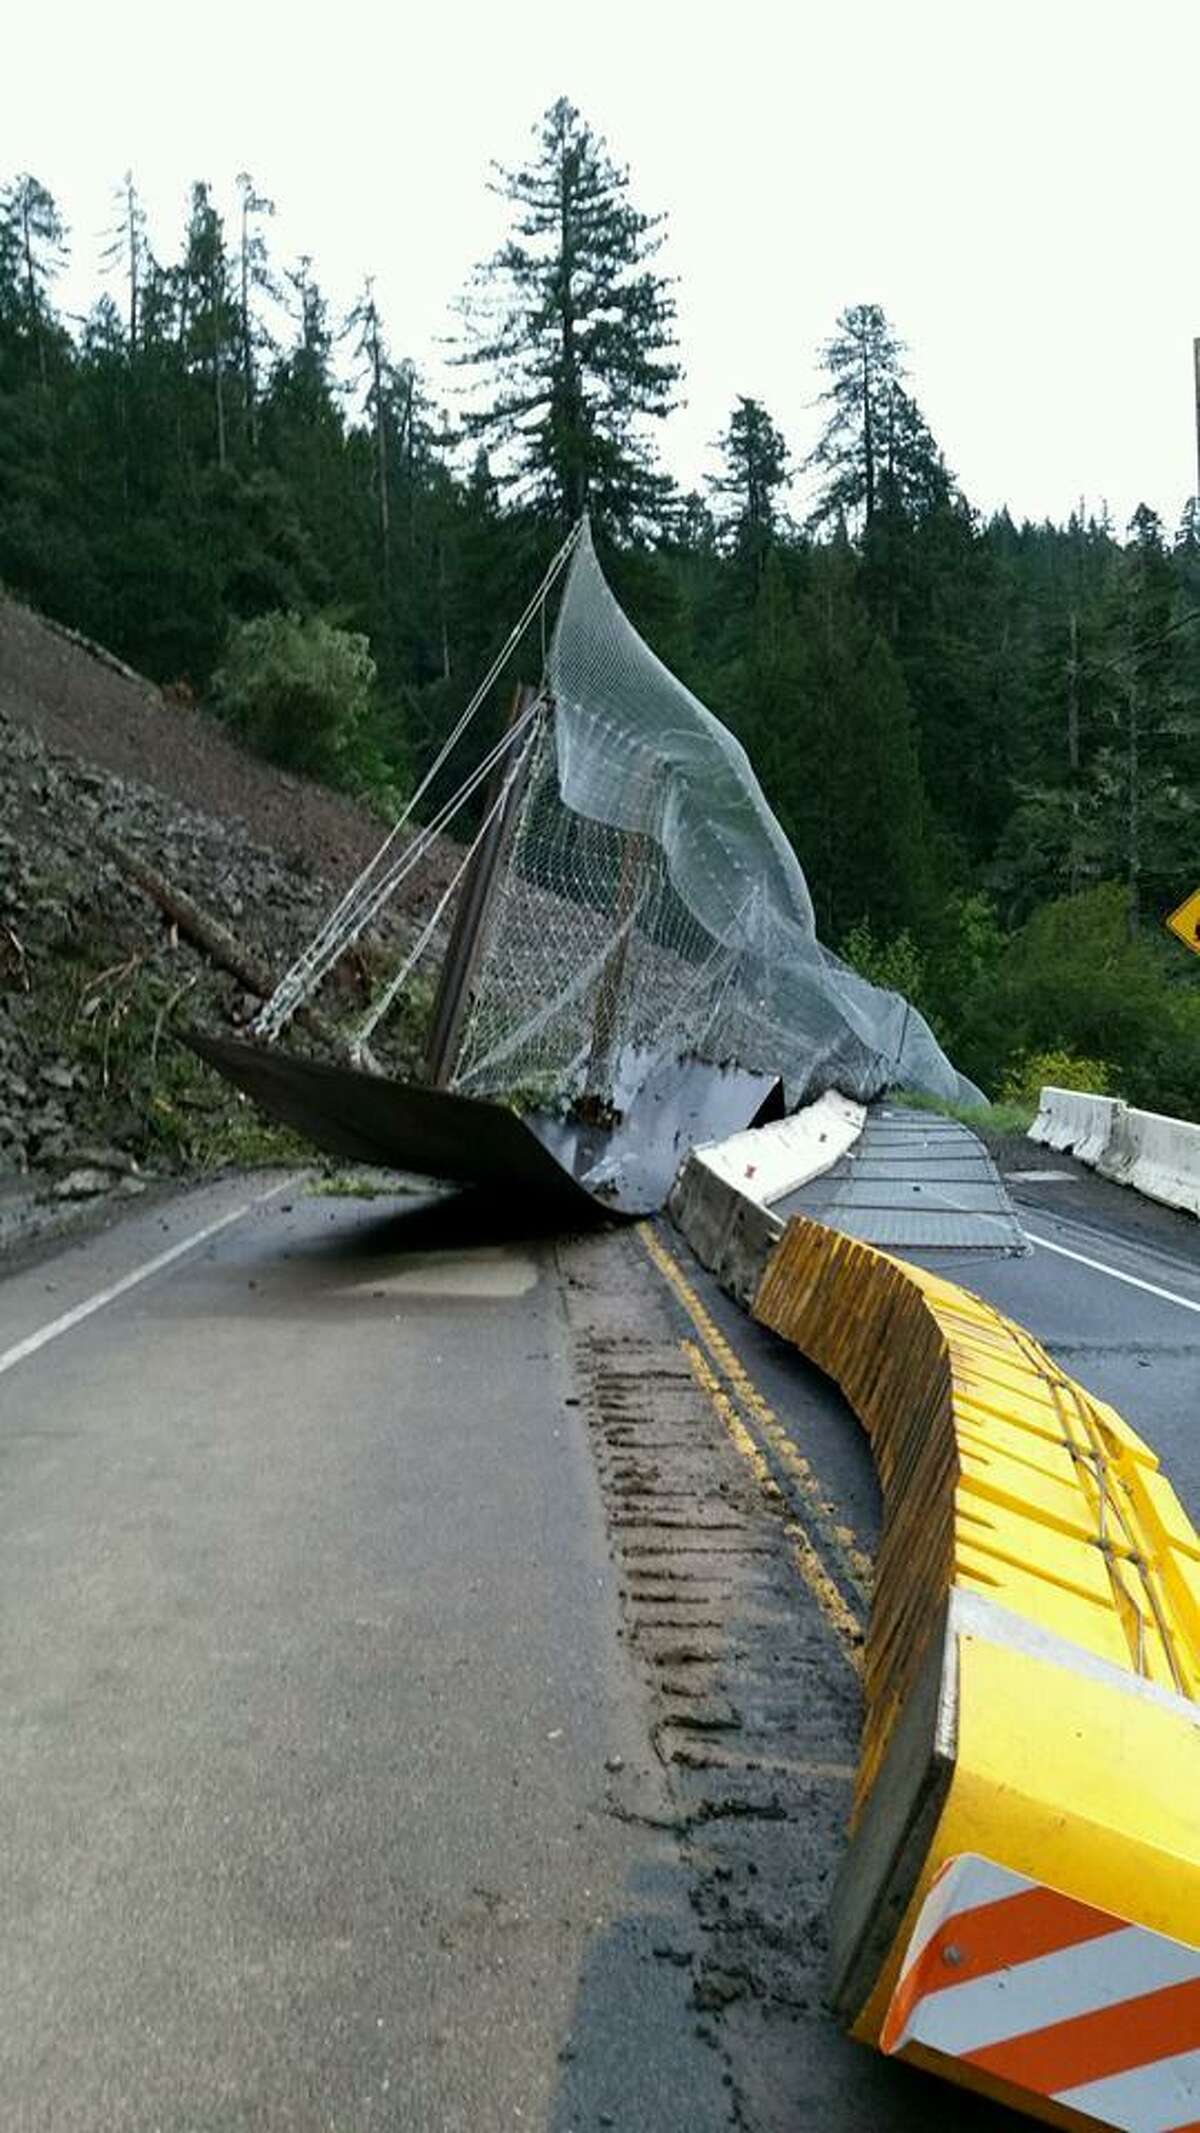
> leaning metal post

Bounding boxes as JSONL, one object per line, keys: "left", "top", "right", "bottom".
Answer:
{"left": 424, "top": 684, "right": 543, "bottom": 1089}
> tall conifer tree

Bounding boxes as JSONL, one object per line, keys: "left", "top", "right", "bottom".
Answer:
{"left": 0, "top": 174, "right": 68, "bottom": 387}
{"left": 806, "top": 303, "right": 905, "bottom": 532}
{"left": 458, "top": 97, "right": 681, "bottom": 536}
{"left": 710, "top": 396, "right": 789, "bottom": 576}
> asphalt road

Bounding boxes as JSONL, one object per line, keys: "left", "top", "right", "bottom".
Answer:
{"left": 973, "top": 1161, "right": 1200, "bottom": 1514}
{"left": 0, "top": 1150, "right": 1195, "bottom": 2132}
{"left": 0, "top": 1178, "right": 729, "bottom": 2133}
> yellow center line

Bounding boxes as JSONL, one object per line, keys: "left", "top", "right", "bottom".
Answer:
{"left": 638, "top": 1222, "right": 874, "bottom": 1598}
{"left": 681, "top": 1339, "right": 776, "bottom": 1491}
{"left": 680, "top": 1336, "right": 865, "bottom": 1671}
{"left": 640, "top": 1224, "right": 869, "bottom": 1670}
{"left": 786, "top": 1527, "right": 867, "bottom": 1671}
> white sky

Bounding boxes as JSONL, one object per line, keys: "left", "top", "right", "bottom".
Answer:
{"left": 9, "top": 0, "right": 1200, "bottom": 532}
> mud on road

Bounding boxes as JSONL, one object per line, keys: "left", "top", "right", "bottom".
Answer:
{"left": 561, "top": 1220, "right": 1020, "bottom": 2132}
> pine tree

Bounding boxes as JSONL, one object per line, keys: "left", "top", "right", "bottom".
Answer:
{"left": 710, "top": 396, "right": 789, "bottom": 576}
{"left": 0, "top": 173, "right": 68, "bottom": 387}
{"left": 281, "top": 255, "right": 334, "bottom": 404}
{"left": 349, "top": 278, "right": 402, "bottom": 587}
{"left": 727, "top": 547, "right": 931, "bottom": 940}
{"left": 178, "top": 183, "right": 238, "bottom": 467}
{"left": 234, "top": 173, "right": 276, "bottom": 451}
{"left": 1099, "top": 504, "right": 1195, "bottom": 933}
{"left": 259, "top": 256, "right": 357, "bottom": 610}
{"left": 346, "top": 277, "right": 454, "bottom": 678}
{"left": 876, "top": 385, "right": 952, "bottom": 522}
{"left": 0, "top": 201, "right": 23, "bottom": 373}
{"left": 101, "top": 172, "right": 150, "bottom": 353}
{"left": 806, "top": 303, "right": 905, "bottom": 532}
{"left": 458, "top": 97, "right": 682, "bottom": 536}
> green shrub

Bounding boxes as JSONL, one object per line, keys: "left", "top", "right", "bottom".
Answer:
{"left": 211, "top": 611, "right": 376, "bottom": 783}
{"left": 841, "top": 917, "right": 928, "bottom": 1004}
{"left": 922, "top": 891, "right": 1005, "bottom": 1046}
{"left": 959, "top": 883, "right": 1200, "bottom": 1122}
{"left": 998, "top": 1049, "right": 1114, "bottom": 1108}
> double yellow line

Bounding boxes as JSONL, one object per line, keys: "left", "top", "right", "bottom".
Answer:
{"left": 638, "top": 1222, "right": 869, "bottom": 1674}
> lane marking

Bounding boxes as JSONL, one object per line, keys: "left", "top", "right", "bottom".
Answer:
{"left": 682, "top": 1339, "right": 865, "bottom": 1672}
{"left": 0, "top": 1174, "right": 303, "bottom": 1381}
{"left": 681, "top": 1339, "right": 773, "bottom": 1490}
{"left": 786, "top": 1523, "right": 866, "bottom": 1671}
{"left": 639, "top": 1222, "right": 874, "bottom": 1596}
{"left": 1025, "top": 1230, "right": 1200, "bottom": 1318}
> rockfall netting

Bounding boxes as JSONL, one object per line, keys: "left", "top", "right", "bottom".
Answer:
{"left": 452, "top": 522, "right": 983, "bottom": 1113}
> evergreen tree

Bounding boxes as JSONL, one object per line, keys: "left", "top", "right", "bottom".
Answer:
{"left": 806, "top": 303, "right": 905, "bottom": 532}
{"left": 178, "top": 183, "right": 238, "bottom": 467}
{"left": 349, "top": 278, "right": 402, "bottom": 589}
{"left": 725, "top": 547, "right": 931, "bottom": 939}
{"left": 1093, "top": 505, "right": 1198, "bottom": 932}
{"left": 234, "top": 173, "right": 276, "bottom": 450}
{"left": 101, "top": 172, "right": 151, "bottom": 353}
{"left": 710, "top": 395, "right": 789, "bottom": 576}
{"left": 279, "top": 255, "right": 334, "bottom": 405}
{"left": 458, "top": 97, "right": 682, "bottom": 535}
{"left": 0, "top": 173, "right": 68, "bottom": 386}
{"left": 876, "top": 385, "right": 952, "bottom": 522}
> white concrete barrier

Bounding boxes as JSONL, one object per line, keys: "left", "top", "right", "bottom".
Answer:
{"left": 1097, "top": 1105, "right": 1200, "bottom": 1217}
{"left": 1029, "top": 1086, "right": 1123, "bottom": 1166}
{"left": 689, "top": 1092, "right": 866, "bottom": 1207}
{"left": 1030, "top": 1086, "right": 1199, "bottom": 1217}
{"left": 668, "top": 1093, "right": 867, "bottom": 1305}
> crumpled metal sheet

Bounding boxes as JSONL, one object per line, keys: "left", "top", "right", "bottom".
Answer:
{"left": 185, "top": 1029, "right": 780, "bottom": 1220}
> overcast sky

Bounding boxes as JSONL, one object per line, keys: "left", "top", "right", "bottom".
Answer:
{"left": 9, "top": 0, "right": 1200, "bottom": 533}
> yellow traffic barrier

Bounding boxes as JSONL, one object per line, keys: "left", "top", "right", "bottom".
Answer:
{"left": 752, "top": 1215, "right": 1200, "bottom": 2130}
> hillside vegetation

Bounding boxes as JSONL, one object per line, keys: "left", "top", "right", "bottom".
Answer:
{"left": 2, "top": 105, "right": 1197, "bottom": 1118}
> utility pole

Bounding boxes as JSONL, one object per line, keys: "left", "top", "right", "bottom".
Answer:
{"left": 1193, "top": 338, "right": 1200, "bottom": 499}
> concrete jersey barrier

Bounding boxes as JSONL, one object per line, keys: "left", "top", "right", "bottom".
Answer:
{"left": 1098, "top": 1103, "right": 1200, "bottom": 1218}
{"left": 685, "top": 1091, "right": 866, "bottom": 1204}
{"left": 1031, "top": 1085, "right": 1200, "bottom": 1217}
{"left": 667, "top": 1092, "right": 866, "bottom": 1304}
{"left": 1029, "top": 1086, "right": 1122, "bottom": 1167}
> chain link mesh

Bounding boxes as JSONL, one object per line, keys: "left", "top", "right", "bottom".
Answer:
{"left": 452, "top": 523, "right": 982, "bottom": 1115}
{"left": 454, "top": 715, "right": 746, "bottom": 1104}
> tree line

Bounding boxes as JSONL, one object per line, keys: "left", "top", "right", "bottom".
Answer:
{"left": 2, "top": 101, "right": 1198, "bottom": 1113}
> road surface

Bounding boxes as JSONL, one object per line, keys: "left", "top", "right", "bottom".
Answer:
{"left": 0, "top": 1150, "right": 1195, "bottom": 2130}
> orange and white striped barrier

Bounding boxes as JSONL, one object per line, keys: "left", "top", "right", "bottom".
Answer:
{"left": 883, "top": 1854, "right": 1200, "bottom": 2131}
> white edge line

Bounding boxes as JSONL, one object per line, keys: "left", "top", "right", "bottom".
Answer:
{"left": 1025, "top": 1228, "right": 1200, "bottom": 1317}
{"left": 0, "top": 1173, "right": 304, "bottom": 1380}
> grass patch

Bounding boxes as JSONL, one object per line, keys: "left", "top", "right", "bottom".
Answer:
{"left": 888, "top": 1088, "right": 1036, "bottom": 1138}
{"left": 307, "top": 1168, "right": 429, "bottom": 1199}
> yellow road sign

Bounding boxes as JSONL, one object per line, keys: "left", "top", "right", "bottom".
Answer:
{"left": 1165, "top": 886, "right": 1200, "bottom": 957}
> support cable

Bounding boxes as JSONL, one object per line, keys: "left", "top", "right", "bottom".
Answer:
{"left": 255, "top": 697, "right": 544, "bottom": 1041}
{"left": 253, "top": 521, "right": 582, "bottom": 1041}
{"left": 350, "top": 712, "right": 542, "bottom": 1057}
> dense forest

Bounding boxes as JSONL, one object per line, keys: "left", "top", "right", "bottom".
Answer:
{"left": 2, "top": 101, "right": 1198, "bottom": 1115}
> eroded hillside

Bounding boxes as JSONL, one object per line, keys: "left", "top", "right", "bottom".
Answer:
{"left": 0, "top": 597, "right": 450, "bottom": 1247}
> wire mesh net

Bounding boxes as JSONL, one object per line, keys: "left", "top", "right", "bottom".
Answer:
{"left": 452, "top": 522, "right": 982, "bottom": 1115}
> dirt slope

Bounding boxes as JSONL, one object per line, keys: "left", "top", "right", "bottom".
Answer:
{"left": 0, "top": 594, "right": 452, "bottom": 899}
{"left": 0, "top": 595, "right": 455, "bottom": 1245}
